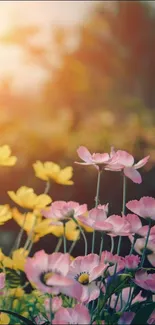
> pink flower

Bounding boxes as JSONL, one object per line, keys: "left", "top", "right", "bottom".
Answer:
{"left": 52, "top": 304, "right": 91, "bottom": 324}
{"left": 106, "top": 215, "right": 131, "bottom": 237}
{"left": 75, "top": 146, "right": 111, "bottom": 167}
{"left": 126, "top": 197, "right": 155, "bottom": 221}
{"left": 124, "top": 255, "right": 140, "bottom": 270}
{"left": 101, "top": 251, "right": 125, "bottom": 275}
{"left": 44, "top": 296, "right": 62, "bottom": 313}
{"left": 77, "top": 205, "right": 112, "bottom": 232}
{"left": 134, "top": 270, "right": 155, "bottom": 292}
{"left": 105, "top": 149, "right": 149, "bottom": 184}
{"left": 124, "top": 214, "right": 142, "bottom": 234}
{"left": 0, "top": 273, "right": 5, "bottom": 290}
{"left": 118, "top": 312, "right": 136, "bottom": 325}
{"left": 131, "top": 237, "right": 155, "bottom": 267}
{"left": 148, "top": 311, "right": 155, "bottom": 325}
{"left": 42, "top": 201, "right": 87, "bottom": 225}
{"left": 25, "top": 250, "right": 75, "bottom": 295}
{"left": 101, "top": 251, "right": 122, "bottom": 265}
{"left": 67, "top": 254, "right": 108, "bottom": 303}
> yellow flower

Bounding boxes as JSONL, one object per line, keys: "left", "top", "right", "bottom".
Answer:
{"left": 33, "top": 161, "right": 74, "bottom": 185}
{"left": 1, "top": 248, "right": 28, "bottom": 271}
{"left": 12, "top": 248, "right": 28, "bottom": 271}
{"left": 8, "top": 186, "right": 52, "bottom": 210}
{"left": 12, "top": 208, "right": 42, "bottom": 234}
{"left": 35, "top": 219, "right": 80, "bottom": 241}
{"left": 0, "top": 145, "right": 17, "bottom": 166}
{"left": 0, "top": 313, "right": 10, "bottom": 324}
{"left": 9, "top": 287, "right": 25, "bottom": 298}
{"left": 0, "top": 205, "right": 12, "bottom": 225}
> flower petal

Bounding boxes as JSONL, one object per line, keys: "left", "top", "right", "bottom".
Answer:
{"left": 124, "top": 167, "right": 142, "bottom": 184}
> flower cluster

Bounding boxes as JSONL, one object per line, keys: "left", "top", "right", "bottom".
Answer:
{"left": 0, "top": 144, "right": 154, "bottom": 325}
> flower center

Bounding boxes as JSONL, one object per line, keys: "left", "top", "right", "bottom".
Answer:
{"left": 78, "top": 273, "right": 89, "bottom": 285}
{"left": 43, "top": 272, "right": 54, "bottom": 283}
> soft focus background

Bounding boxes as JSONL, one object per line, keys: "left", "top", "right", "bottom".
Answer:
{"left": 0, "top": 0, "right": 155, "bottom": 254}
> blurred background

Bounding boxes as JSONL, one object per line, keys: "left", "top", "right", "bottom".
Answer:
{"left": 0, "top": 0, "right": 155, "bottom": 255}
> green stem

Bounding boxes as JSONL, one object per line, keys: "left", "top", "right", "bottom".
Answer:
{"left": 92, "top": 170, "right": 101, "bottom": 253}
{"left": 140, "top": 219, "right": 152, "bottom": 267}
{"left": 110, "top": 236, "right": 114, "bottom": 253}
{"left": 54, "top": 237, "right": 63, "bottom": 252}
{"left": 117, "top": 175, "right": 127, "bottom": 256}
{"left": 69, "top": 239, "right": 78, "bottom": 254}
{"left": 24, "top": 216, "right": 37, "bottom": 252}
{"left": 44, "top": 180, "right": 50, "bottom": 194}
{"left": 129, "top": 235, "right": 137, "bottom": 255}
{"left": 73, "top": 217, "right": 87, "bottom": 255}
{"left": 9, "top": 213, "right": 27, "bottom": 256}
{"left": 63, "top": 223, "right": 67, "bottom": 253}
{"left": 99, "top": 233, "right": 104, "bottom": 257}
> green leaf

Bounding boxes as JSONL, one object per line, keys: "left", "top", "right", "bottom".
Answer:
{"left": 130, "top": 302, "right": 155, "bottom": 325}
{"left": 105, "top": 274, "right": 132, "bottom": 299}
{"left": 0, "top": 309, "right": 35, "bottom": 325}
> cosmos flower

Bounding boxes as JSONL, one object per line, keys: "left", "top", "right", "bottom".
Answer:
{"left": 105, "top": 149, "right": 149, "bottom": 184}
{"left": 52, "top": 304, "right": 91, "bottom": 325}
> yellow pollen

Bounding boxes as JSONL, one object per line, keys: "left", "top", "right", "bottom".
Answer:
{"left": 78, "top": 273, "right": 89, "bottom": 285}
{"left": 44, "top": 272, "right": 54, "bottom": 283}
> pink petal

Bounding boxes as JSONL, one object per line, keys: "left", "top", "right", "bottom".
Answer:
{"left": 60, "top": 281, "right": 83, "bottom": 301}
{"left": 147, "top": 254, "right": 155, "bottom": 267}
{"left": 81, "top": 282, "right": 100, "bottom": 303}
{"left": 46, "top": 274, "right": 74, "bottom": 287}
{"left": 76, "top": 146, "right": 93, "bottom": 163}
{"left": 134, "top": 155, "right": 150, "bottom": 169}
{"left": 114, "top": 150, "right": 134, "bottom": 167}
{"left": 125, "top": 214, "right": 142, "bottom": 233}
{"left": 48, "top": 253, "right": 71, "bottom": 276}
{"left": 73, "top": 305, "right": 91, "bottom": 324}
{"left": 124, "top": 167, "right": 142, "bottom": 184}
{"left": 126, "top": 197, "right": 155, "bottom": 220}
{"left": 89, "top": 263, "right": 107, "bottom": 282}
{"left": 92, "top": 153, "right": 110, "bottom": 164}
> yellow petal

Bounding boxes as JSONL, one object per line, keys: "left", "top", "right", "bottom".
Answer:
{"left": 0, "top": 205, "right": 12, "bottom": 225}
{"left": 56, "top": 167, "right": 74, "bottom": 185}
{"left": 8, "top": 186, "right": 52, "bottom": 209}
{"left": 0, "top": 313, "right": 10, "bottom": 324}
{"left": 33, "top": 161, "right": 48, "bottom": 181}
{"left": 2, "top": 257, "right": 13, "bottom": 268}
{"left": 35, "top": 194, "right": 52, "bottom": 208}
{"left": 0, "top": 145, "right": 17, "bottom": 167}
{"left": 12, "top": 248, "right": 28, "bottom": 271}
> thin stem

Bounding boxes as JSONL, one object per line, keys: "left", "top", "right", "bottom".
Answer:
{"left": 140, "top": 219, "right": 152, "bottom": 267}
{"left": 99, "top": 233, "right": 104, "bottom": 257}
{"left": 69, "top": 239, "right": 78, "bottom": 255}
{"left": 44, "top": 180, "right": 51, "bottom": 194}
{"left": 24, "top": 216, "right": 37, "bottom": 251}
{"left": 110, "top": 236, "right": 114, "bottom": 254}
{"left": 54, "top": 237, "right": 63, "bottom": 252}
{"left": 63, "top": 224, "right": 67, "bottom": 253}
{"left": 129, "top": 235, "right": 137, "bottom": 255}
{"left": 117, "top": 235, "right": 122, "bottom": 256}
{"left": 92, "top": 170, "right": 101, "bottom": 253}
{"left": 122, "top": 175, "right": 127, "bottom": 215}
{"left": 73, "top": 217, "right": 87, "bottom": 255}
{"left": 117, "top": 175, "right": 127, "bottom": 256}
{"left": 9, "top": 213, "right": 27, "bottom": 256}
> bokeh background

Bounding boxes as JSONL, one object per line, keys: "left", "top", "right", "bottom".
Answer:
{"left": 0, "top": 0, "right": 155, "bottom": 255}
